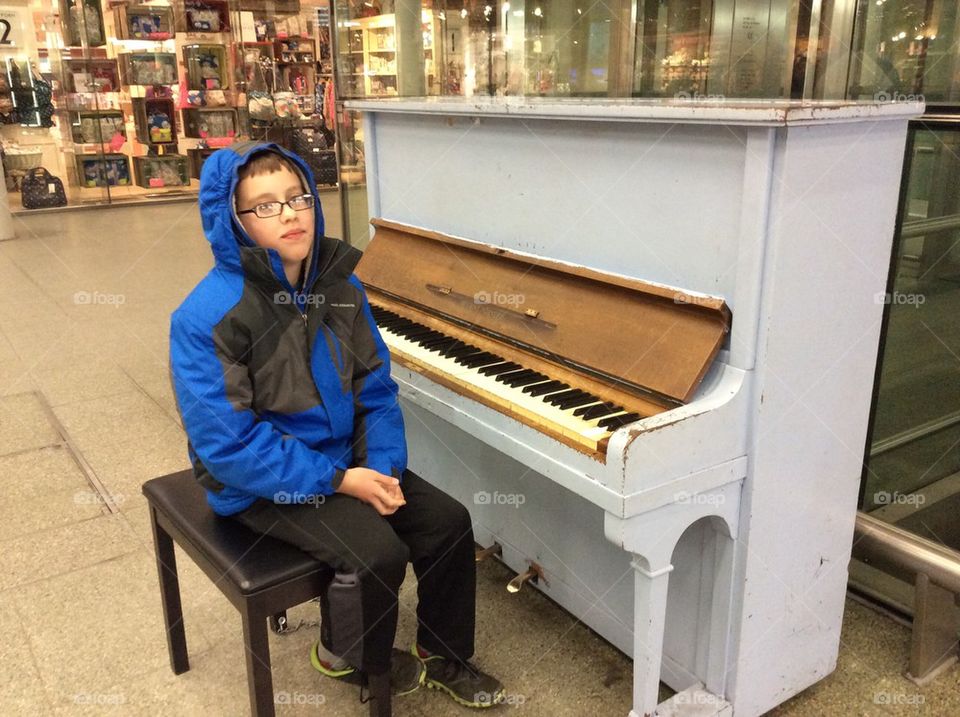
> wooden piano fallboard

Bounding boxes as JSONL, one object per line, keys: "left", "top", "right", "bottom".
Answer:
{"left": 356, "top": 219, "right": 732, "bottom": 460}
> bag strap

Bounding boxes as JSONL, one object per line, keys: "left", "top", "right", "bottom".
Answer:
{"left": 26, "top": 167, "right": 49, "bottom": 181}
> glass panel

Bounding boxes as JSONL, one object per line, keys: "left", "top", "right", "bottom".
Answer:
{"left": 863, "top": 124, "right": 960, "bottom": 552}
{"left": 848, "top": 0, "right": 960, "bottom": 104}
{"left": 633, "top": 0, "right": 798, "bottom": 98}
{"left": 335, "top": 0, "right": 440, "bottom": 99}
{"left": 336, "top": 105, "right": 370, "bottom": 248}
{"left": 432, "top": 0, "right": 623, "bottom": 96}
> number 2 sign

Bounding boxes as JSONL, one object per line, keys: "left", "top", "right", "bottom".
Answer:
{"left": 0, "top": 9, "right": 25, "bottom": 48}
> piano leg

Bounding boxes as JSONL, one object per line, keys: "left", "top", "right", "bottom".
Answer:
{"left": 630, "top": 556, "right": 673, "bottom": 717}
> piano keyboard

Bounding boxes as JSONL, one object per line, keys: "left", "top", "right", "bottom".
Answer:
{"left": 370, "top": 304, "right": 641, "bottom": 452}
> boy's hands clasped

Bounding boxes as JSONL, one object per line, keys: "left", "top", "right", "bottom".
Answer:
{"left": 337, "top": 467, "right": 406, "bottom": 515}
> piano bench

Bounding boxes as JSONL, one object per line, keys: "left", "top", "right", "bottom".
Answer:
{"left": 142, "top": 470, "right": 391, "bottom": 717}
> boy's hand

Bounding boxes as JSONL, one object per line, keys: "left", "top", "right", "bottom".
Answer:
{"left": 338, "top": 467, "right": 406, "bottom": 515}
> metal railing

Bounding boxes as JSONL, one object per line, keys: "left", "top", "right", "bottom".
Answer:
{"left": 853, "top": 512, "right": 960, "bottom": 684}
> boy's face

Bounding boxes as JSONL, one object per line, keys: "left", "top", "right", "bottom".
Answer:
{"left": 235, "top": 165, "right": 315, "bottom": 273}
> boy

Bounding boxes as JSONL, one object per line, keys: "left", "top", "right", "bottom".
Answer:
{"left": 169, "top": 142, "right": 505, "bottom": 713}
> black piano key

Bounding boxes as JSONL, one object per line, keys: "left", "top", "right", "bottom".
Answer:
{"left": 557, "top": 394, "right": 601, "bottom": 410}
{"left": 496, "top": 369, "right": 535, "bottom": 384}
{"left": 457, "top": 351, "right": 492, "bottom": 365}
{"left": 545, "top": 389, "right": 587, "bottom": 406}
{"left": 479, "top": 362, "right": 521, "bottom": 376}
{"left": 598, "top": 412, "right": 641, "bottom": 430}
{"left": 506, "top": 373, "right": 550, "bottom": 388}
{"left": 414, "top": 331, "right": 446, "bottom": 344}
{"left": 424, "top": 338, "right": 458, "bottom": 351}
{"left": 575, "top": 402, "right": 621, "bottom": 419}
{"left": 457, "top": 352, "right": 500, "bottom": 367}
{"left": 551, "top": 391, "right": 592, "bottom": 407}
{"left": 421, "top": 336, "right": 455, "bottom": 349}
{"left": 399, "top": 326, "right": 435, "bottom": 339}
{"left": 523, "top": 380, "right": 569, "bottom": 397}
{"left": 440, "top": 341, "right": 477, "bottom": 358}
{"left": 447, "top": 346, "right": 482, "bottom": 359}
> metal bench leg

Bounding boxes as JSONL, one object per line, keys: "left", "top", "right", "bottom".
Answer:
{"left": 241, "top": 605, "right": 276, "bottom": 717}
{"left": 149, "top": 506, "right": 189, "bottom": 675}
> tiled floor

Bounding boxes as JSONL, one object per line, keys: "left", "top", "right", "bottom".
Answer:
{"left": 0, "top": 203, "right": 957, "bottom": 715}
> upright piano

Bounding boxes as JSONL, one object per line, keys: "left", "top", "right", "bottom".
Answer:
{"left": 348, "top": 97, "right": 921, "bottom": 716}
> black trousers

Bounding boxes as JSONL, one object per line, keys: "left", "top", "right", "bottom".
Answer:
{"left": 232, "top": 470, "right": 476, "bottom": 674}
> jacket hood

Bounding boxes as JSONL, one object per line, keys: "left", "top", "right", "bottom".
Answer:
{"left": 198, "top": 141, "right": 344, "bottom": 293}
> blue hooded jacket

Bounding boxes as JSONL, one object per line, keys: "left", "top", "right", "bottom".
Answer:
{"left": 169, "top": 142, "right": 407, "bottom": 516}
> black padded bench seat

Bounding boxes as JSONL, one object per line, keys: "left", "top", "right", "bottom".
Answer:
{"left": 143, "top": 469, "right": 339, "bottom": 716}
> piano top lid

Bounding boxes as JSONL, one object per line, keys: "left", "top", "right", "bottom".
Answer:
{"left": 357, "top": 219, "right": 732, "bottom": 405}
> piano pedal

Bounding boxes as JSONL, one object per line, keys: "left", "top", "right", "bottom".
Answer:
{"left": 507, "top": 562, "right": 546, "bottom": 594}
{"left": 474, "top": 542, "right": 502, "bottom": 563}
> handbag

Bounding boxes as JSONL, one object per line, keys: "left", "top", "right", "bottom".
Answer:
{"left": 248, "top": 91, "right": 275, "bottom": 121}
{"left": 272, "top": 91, "right": 300, "bottom": 119}
{"left": 21, "top": 167, "right": 67, "bottom": 209}
{"left": 291, "top": 128, "right": 337, "bottom": 185}
{"left": 247, "top": 56, "right": 275, "bottom": 122}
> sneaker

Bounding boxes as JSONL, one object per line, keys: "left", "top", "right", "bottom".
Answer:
{"left": 413, "top": 646, "right": 505, "bottom": 708}
{"left": 311, "top": 643, "right": 425, "bottom": 696}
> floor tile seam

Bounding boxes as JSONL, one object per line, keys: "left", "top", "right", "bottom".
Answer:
{"left": 37, "top": 391, "right": 128, "bottom": 514}
{"left": 119, "top": 367, "right": 185, "bottom": 428}
{"left": 0, "top": 438, "right": 65, "bottom": 459}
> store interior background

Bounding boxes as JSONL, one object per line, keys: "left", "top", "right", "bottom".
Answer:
{"left": 0, "top": 0, "right": 957, "bottom": 636}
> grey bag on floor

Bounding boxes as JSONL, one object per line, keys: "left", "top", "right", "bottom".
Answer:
{"left": 321, "top": 571, "right": 365, "bottom": 668}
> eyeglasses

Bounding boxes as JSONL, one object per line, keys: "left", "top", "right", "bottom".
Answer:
{"left": 238, "top": 193, "right": 314, "bottom": 219}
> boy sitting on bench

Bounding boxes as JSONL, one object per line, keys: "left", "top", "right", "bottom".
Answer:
{"left": 169, "top": 142, "right": 505, "bottom": 711}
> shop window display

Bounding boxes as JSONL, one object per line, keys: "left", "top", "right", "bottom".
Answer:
{"left": 69, "top": 110, "right": 125, "bottom": 145}
{"left": 183, "top": 44, "right": 228, "bottom": 90}
{"left": 0, "top": 0, "right": 340, "bottom": 212}
{"left": 62, "top": 0, "right": 106, "bottom": 48}
{"left": 114, "top": 5, "right": 175, "bottom": 41}
{"left": 133, "top": 96, "right": 178, "bottom": 145}
{"left": 76, "top": 153, "right": 131, "bottom": 187}
{"left": 133, "top": 153, "right": 190, "bottom": 187}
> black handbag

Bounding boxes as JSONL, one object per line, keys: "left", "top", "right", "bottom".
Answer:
{"left": 21, "top": 167, "right": 67, "bottom": 209}
{"left": 291, "top": 128, "right": 337, "bottom": 185}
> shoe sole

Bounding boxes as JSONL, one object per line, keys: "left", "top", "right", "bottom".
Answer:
{"left": 311, "top": 642, "right": 425, "bottom": 696}
{"left": 310, "top": 641, "right": 357, "bottom": 679}
{"left": 425, "top": 679, "right": 505, "bottom": 708}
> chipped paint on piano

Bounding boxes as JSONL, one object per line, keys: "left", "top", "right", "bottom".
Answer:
{"left": 348, "top": 97, "right": 922, "bottom": 717}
